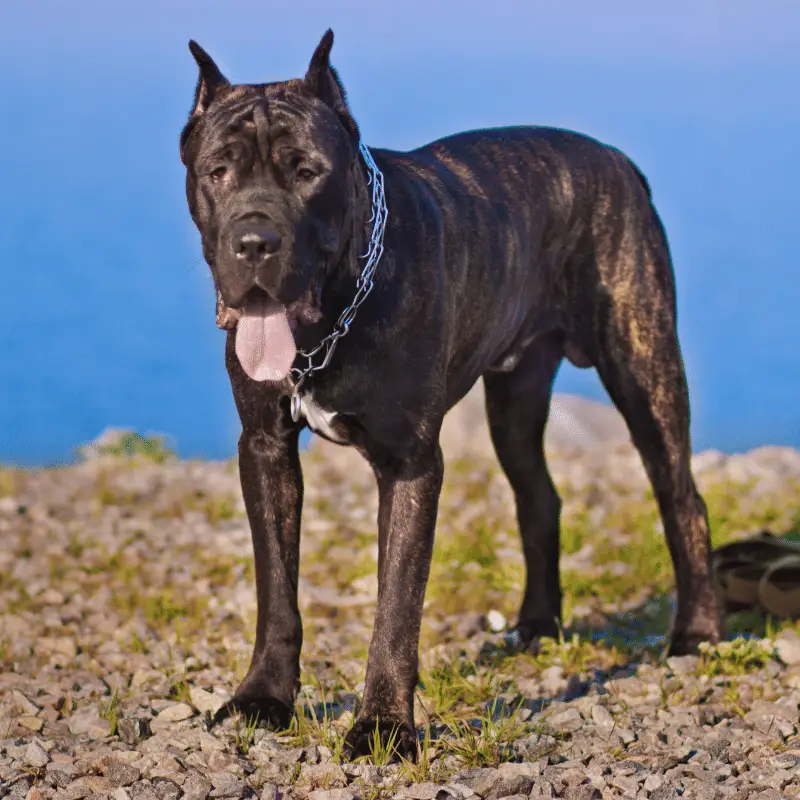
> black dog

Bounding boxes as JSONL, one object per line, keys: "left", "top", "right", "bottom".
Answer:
{"left": 179, "top": 30, "right": 723, "bottom": 758}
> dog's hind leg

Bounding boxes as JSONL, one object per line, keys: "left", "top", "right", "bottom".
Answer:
{"left": 584, "top": 209, "right": 724, "bottom": 655}
{"left": 483, "top": 333, "right": 565, "bottom": 644}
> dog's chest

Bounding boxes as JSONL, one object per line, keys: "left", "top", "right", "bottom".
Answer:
{"left": 299, "top": 394, "right": 349, "bottom": 445}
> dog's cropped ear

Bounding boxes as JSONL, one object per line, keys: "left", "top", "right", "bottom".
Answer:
{"left": 304, "top": 29, "right": 360, "bottom": 143}
{"left": 188, "top": 40, "right": 230, "bottom": 118}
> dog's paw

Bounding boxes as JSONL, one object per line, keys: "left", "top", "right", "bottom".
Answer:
{"left": 506, "top": 618, "right": 560, "bottom": 650}
{"left": 667, "top": 633, "right": 718, "bottom": 657}
{"left": 208, "top": 694, "right": 293, "bottom": 731}
{"left": 343, "top": 717, "right": 417, "bottom": 762}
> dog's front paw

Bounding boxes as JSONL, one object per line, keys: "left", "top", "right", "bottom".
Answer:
{"left": 209, "top": 693, "right": 293, "bottom": 730}
{"left": 668, "top": 630, "right": 722, "bottom": 657}
{"left": 344, "top": 717, "right": 417, "bottom": 762}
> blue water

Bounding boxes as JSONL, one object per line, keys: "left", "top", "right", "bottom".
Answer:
{"left": 2, "top": 1, "right": 799, "bottom": 466}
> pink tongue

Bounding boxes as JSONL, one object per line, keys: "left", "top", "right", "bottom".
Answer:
{"left": 235, "top": 293, "right": 296, "bottom": 381}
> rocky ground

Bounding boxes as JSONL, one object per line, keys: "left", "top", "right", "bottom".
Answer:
{"left": 3, "top": 391, "right": 800, "bottom": 800}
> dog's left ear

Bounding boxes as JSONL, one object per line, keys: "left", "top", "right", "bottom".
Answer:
{"left": 304, "top": 29, "right": 360, "bottom": 143}
{"left": 188, "top": 40, "right": 231, "bottom": 118}
{"left": 181, "top": 41, "right": 231, "bottom": 164}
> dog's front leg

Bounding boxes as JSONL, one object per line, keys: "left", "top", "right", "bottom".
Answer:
{"left": 344, "top": 443, "right": 444, "bottom": 760}
{"left": 212, "top": 426, "right": 303, "bottom": 730}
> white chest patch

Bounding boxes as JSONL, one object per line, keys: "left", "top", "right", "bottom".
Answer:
{"left": 300, "top": 394, "right": 347, "bottom": 444}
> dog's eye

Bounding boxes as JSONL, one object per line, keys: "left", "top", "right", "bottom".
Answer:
{"left": 296, "top": 166, "right": 317, "bottom": 182}
{"left": 209, "top": 167, "right": 227, "bottom": 183}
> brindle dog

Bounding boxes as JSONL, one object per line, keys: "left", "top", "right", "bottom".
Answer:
{"left": 179, "top": 30, "right": 723, "bottom": 758}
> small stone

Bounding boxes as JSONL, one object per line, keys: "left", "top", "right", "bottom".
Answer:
{"left": 259, "top": 786, "right": 278, "bottom": 800}
{"left": 24, "top": 740, "right": 50, "bottom": 768}
{"left": 105, "top": 762, "right": 141, "bottom": 788}
{"left": 17, "top": 716, "right": 44, "bottom": 732}
{"left": 398, "top": 783, "right": 442, "bottom": 800}
{"left": 152, "top": 779, "right": 181, "bottom": 800}
{"left": 114, "top": 789, "right": 131, "bottom": 800}
{"left": 561, "top": 789, "right": 601, "bottom": 800}
{"left": 442, "top": 785, "right": 477, "bottom": 800}
{"left": 155, "top": 703, "right": 194, "bottom": 722}
{"left": 452, "top": 768, "right": 500, "bottom": 797}
{"left": 547, "top": 707, "right": 583, "bottom": 732}
{"left": 189, "top": 687, "right": 222, "bottom": 716}
{"left": 208, "top": 772, "right": 245, "bottom": 798}
{"left": 615, "top": 728, "right": 636, "bottom": 744}
{"left": 129, "top": 780, "right": 159, "bottom": 800}
{"left": 118, "top": 717, "right": 153, "bottom": 746}
{"left": 11, "top": 691, "right": 40, "bottom": 716}
{"left": 26, "top": 789, "right": 46, "bottom": 800}
{"left": 56, "top": 787, "right": 91, "bottom": 800}
{"left": 182, "top": 772, "right": 212, "bottom": 800}
{"left": 302, "top": 764, "right": 347, "bottom": 789}
{"left": 67, "top": 708, "right": 111, "bottom": 739}
{"left": 591, "top": 705, "right": 614, "bottom": 733}
{"left": 643, "top": 774, "right": 664, "bottom": 792}
{"left": 74, "top": 776, "right": 112, "bottom": 793}
{"left": 308, "top": 792, "right": 356, "bottom": 800}
{"left": 486, "top": 609, "right": 507, "bottom": 633}
{"left": 776, "top": 631, "right": 800, "bottom": 666}
{"left": 610, "top": 774, "right": 639, "bottom": 797}
{"left": 667, "top": 655, "right": 699, "bottom": 675}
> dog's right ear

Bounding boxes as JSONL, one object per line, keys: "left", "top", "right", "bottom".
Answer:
{"left": 187, "top": 40, "right": 230, "bottom": 118}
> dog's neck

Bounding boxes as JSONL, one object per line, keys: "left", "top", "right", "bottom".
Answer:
{"left": 322, "top": 143, "right": 374, "bottom": 291}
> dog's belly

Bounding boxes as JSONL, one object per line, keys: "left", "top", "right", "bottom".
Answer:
{"left": 300, "top": 394, "right": 349, "bottom": 445}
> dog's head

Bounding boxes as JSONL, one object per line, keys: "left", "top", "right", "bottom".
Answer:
{"left": 180, "top": 30, "right": 363, "bottom": 382}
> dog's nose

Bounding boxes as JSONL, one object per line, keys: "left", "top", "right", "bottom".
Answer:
{"left": 234, "top": 229, "right": 282, "bottom": 265}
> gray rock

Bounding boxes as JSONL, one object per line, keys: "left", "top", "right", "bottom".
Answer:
{"left": 105, "top": 763, "right": 141, "bottom": 788}
{"left": 23, "top": 740, "right": 50, "bottom": 769}
{"left": 152, "top": 779, "right": 181, "bottom": 800}
{"left": 154, "top": 703, "right": 194, "bottom": 723}
{"left": 67, "top": 708, "right": 111, "bottom": 740}
{"left": 561, "top": 788, "right": 601, "bottom": 800}
{"left": 666, "top": 655, "right": 699, "bottom": 675}
{"left": 590, "top": 705, "right": 614, "bottom": 733}
{"left": 207, "top": 773, "right": 246, "bottom": 799}
{"left": 182, "top": 772, "right": 212, "bottom": 800}
{"left": 451, "top": 769, "right": 500, "bottom": 797}
{"left": 775, "top": 630, "right": 800, "bottom": 666}
{"left": 118, "top": 717, "right": 153, "bottom": 746}
{"left": 546, "top": 707, "right": 583, "bottom": 732}
{"left": 397, "top": 784, "right": 443, "bottom": 800}
{"left": 189, "top": 687, "right": 223, "bottom": 716}
{"left": 308, "top": 791, "right": 356, "bottom": 800}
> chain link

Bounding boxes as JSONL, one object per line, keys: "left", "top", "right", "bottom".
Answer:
{"left": 290, "top": 142, "right": 388, "bottom": 421}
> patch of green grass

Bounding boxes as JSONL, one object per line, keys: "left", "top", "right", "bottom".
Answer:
{"left": 697, "top": 637, "right": 775, "bottom": 677}
{"left": 99, "top": 684, "right": 122, "bottom": 737}
{"left": 168, "top": 680, "right": 192, "bottom": 704}
{"left": 398, "top": 726, "right": 451, "bottom": 785}
{"left": 233, "top": 712, "right": 260, "bottom": 756}
{"left": 91, "top": 432, "right": 175, "bottom": 463}
{"left": 356, "top": 718, "right": 402, "bottom": 766}
{"left": 440, "top": 699, "right": 530, "bottom": 768}
{"left": 427, "top": 522, "right": 522, "bottom": 619}
{"left": 418, "top": 657, "right": 510, "bottom": 720}
{"left": 287, "top": 690, "right": 346, "bottom": 762}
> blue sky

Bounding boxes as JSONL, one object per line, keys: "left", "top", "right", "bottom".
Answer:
{"left": 1, "top": 1, "right": 799, "bottom": 466}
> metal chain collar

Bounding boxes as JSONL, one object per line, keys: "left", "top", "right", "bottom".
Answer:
{"left": 290, "top": 141, "right": 388, "bottom": 422}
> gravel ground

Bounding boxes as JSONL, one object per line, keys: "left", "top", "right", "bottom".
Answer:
{"left": 2, "top": 435, "right": 800, "bottom": 800}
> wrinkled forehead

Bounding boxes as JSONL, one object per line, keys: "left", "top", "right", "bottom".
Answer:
{"left": 196, "top": 82, "right": 348, "bottom": 160}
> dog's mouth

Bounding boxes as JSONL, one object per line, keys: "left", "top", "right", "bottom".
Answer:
{"left": 228, "top": 286, "right": 322, "bottom": 383}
